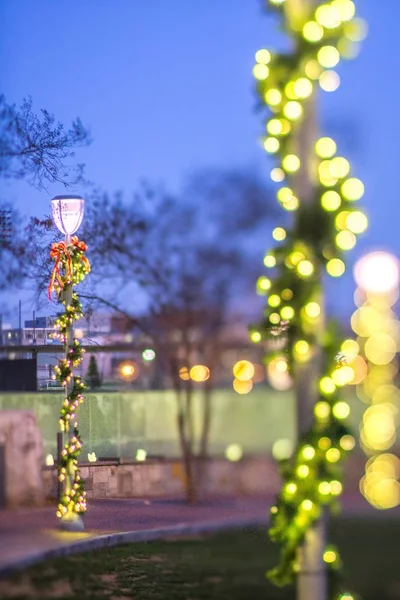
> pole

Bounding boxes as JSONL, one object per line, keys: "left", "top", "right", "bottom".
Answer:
{"left": 0, "top": 441, "right": 6, "bottom": 509}
{"left": 59, "top": 236, "right": 84, "bottom": 531}
{"left": 284, "top": 1, "right": 327, "bottom": 599}
{"left": 18, "top": 300, "right": 22, "bottom": 345}
{"left": 57, "top": 431, "right": 63, "bottom": 502}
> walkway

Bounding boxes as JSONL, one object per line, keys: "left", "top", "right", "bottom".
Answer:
{"left": 0, "top": 492, "right": 387, "bottom": 576}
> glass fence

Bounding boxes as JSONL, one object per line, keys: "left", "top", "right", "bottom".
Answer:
{"left": 0, "top": 385, "right": 366, "bottom": 462}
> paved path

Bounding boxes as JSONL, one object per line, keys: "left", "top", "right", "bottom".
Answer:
{"left": 0, "top": 493, "right": 393, "bottom": 576}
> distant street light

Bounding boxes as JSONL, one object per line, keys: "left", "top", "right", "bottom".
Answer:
{"left": 142, "top": 348, "right": 156, "bottom": 361}
{"left": 120, "top": 361, "right": 138, "bottom": 383}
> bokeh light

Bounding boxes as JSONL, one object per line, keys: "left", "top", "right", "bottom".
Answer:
{"left": 272, "top": 438, "right": 294, "bottom": 461}
{"left": 120, "top": 362, "right": 138, "bottom": 381}
{"left": 233, "top": 360, "right": 255, "bottom": 382}
{"left": 233, "top": 378, "right": 253, "bottom": 394}
{"left": 225, "top": 443, "right": 243, "bottom": 462}
{"left": 190, "top": 365, "right": 210, "bottom": 382}
{"left": 354, "top": 252, "right": 399, "bottom": 294}
{"left": 319, "top": 70, "right": 341, "bottom": 92}
{"left": 136, "top": 449, "right": 147, "bottom": 462}
{"left": 315, "top": 137, "right": 337, "bottom": 158}
{"left": 267, "top": 356, "right": 292, "bottom": 390}
{"left": 179, "top": 366, "right": 190, "bottom": 381}
{"left": 142, "top": 348, "right": 156, "bottom": 361}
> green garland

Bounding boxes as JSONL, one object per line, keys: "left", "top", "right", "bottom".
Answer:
{"left": 251, "top": 1, "right": 366, "bottom": 598}
{"left": 48, "top": 236, "right": 91, "bottom": 519}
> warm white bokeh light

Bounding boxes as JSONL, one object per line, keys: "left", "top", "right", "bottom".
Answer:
{"left": 354, "top": 252, "right": 399, "bottom": 294}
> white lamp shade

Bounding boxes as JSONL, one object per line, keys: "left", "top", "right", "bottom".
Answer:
{"left": 354, "top": 251, "right": 400, "bottom": 294}
{"left": 51, "top": 195, "right": 84, "bottom": 236}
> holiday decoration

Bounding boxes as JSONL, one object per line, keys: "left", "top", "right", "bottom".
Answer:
{"left": 252, "top": 1, "right": 366, "bottom": 597}
{"left": 49, "top": 233, "right": 90, "bottom": 525}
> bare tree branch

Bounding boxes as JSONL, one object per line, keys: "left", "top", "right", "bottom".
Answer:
{"left": 0, "top": 95, "right": 91, "bottom": 188}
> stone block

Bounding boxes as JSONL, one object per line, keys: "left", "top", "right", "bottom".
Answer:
{"left": 108, "top": 476, "right": 118, "bottom": 492}
{"left": 42, "top": 467, "right": 58, "bottom": 499}
{"left": 117, "top": 471, "right": 133, "bottom": 495}
{"left": 80, "top": 466, "right": 89, "bottom": 479}
{"left": 93, "top": 467, "right": 109, "bottom": 484}
{"left": 0, "top": 410, "right": 44, "bottom": 507}
{"left": 85, "top": 476, "right": 94, "bottom": 491}
{"left": 95, "top": 482, "right": 108, "bottom": 498}
{"left": 132, "top": 467, "right": 143, "bottom": 481}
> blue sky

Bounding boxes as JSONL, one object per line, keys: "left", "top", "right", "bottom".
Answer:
{"left": 0, "top": 0, "right": 399, "bottom": 324}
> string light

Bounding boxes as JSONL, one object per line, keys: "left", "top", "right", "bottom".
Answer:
{"left": 49, "top": 237, "right": 90, "bottom": 520}
{"left": 252, "top": 1, "right": 366, "bottom": 596}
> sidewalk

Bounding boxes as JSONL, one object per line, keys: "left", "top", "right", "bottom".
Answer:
{"left": 0, "top": 492, "right": 390, "bottom": 576}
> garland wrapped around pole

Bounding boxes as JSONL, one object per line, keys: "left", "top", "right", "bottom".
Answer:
{"left": 48, "top": 196, "right": 90, "bottom": 530}
{"left": 250, "top": 1, "right": 367, "bottom": 599}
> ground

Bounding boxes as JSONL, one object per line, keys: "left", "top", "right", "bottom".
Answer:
{"left": 0, "top": 518, "right": 399, "bottom": 600}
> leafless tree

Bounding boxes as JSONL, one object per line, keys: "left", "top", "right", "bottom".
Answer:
{"left": 0, "top": 94, "right": 91, "bottom": 294}
{"left": 0, "top": 95, "right": 91, "bottom": 188}
{"left": 13, "top": 168, "right": 276, "bottom": 502}
{"left": 81, "top": 169, "right": 276, "bottom": 502}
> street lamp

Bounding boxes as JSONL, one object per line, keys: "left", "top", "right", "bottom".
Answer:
{"left": 51, "top": 195, "right": 84, "bottom": 245}
{"left": 50, "top": 194, "right": 89, "bottom": 531}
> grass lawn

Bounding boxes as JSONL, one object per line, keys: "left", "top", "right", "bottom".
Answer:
{"left": 0, "top": 518, "right": 399, "bottom": 600}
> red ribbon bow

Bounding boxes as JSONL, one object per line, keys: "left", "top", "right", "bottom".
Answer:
{"left": 71, "top": 236, "right": 91, "bottom": 274}
{"left": 48, "top": 237, "right": 90, "bottom": 300}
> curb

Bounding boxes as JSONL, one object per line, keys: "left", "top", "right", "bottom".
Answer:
{"left": 0, "top": 515, "right": 268, "bottom": 577}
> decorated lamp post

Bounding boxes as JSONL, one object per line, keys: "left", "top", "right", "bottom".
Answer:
{"left": 49, "top": 195, "right": 90, "bottom": 530}
{"left": 251, "top": 1, "right": 367, "bottom": 599}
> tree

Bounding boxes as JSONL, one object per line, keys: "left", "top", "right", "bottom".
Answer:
{"left": 0, "top": 95, "right": 91, "bottom": 295}
{"left": 92, "top": 170, "right": 275, "bottom": 502}
{"left": 19, "top": 168, "right": 276, "bottom": 503}
{"left": 0, "top": 95, "right": 91, "bottom": 188}
{"left": 85, "top": 355, "right": 102, "bottom": 391}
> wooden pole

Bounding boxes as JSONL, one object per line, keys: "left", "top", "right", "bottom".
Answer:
{"left": 284, "top": 1, "right": 327, "bottom": 599}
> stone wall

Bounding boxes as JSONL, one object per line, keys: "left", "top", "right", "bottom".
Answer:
{"left": 0, "top": 410, "right": 44, "bottom": 507}
{"left": 43, "top": 456, "right": 280, "bottom": 500}
{"left": 43, "top": 452, "right": 365, "bottom": 501}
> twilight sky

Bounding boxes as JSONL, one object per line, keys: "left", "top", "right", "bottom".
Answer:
{"left": 0, "top": 0, "right": 399, "bottom": 323}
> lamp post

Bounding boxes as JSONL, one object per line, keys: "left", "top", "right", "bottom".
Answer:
{"left": 50, "top": 195, "right": 88, "bottom": 531}
{"left": 252, "top": 1, "right": 366, "bottom": 599}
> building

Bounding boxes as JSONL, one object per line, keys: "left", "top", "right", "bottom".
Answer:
{"left": 0, "top": 308, "right": 268, "bottom": 391}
